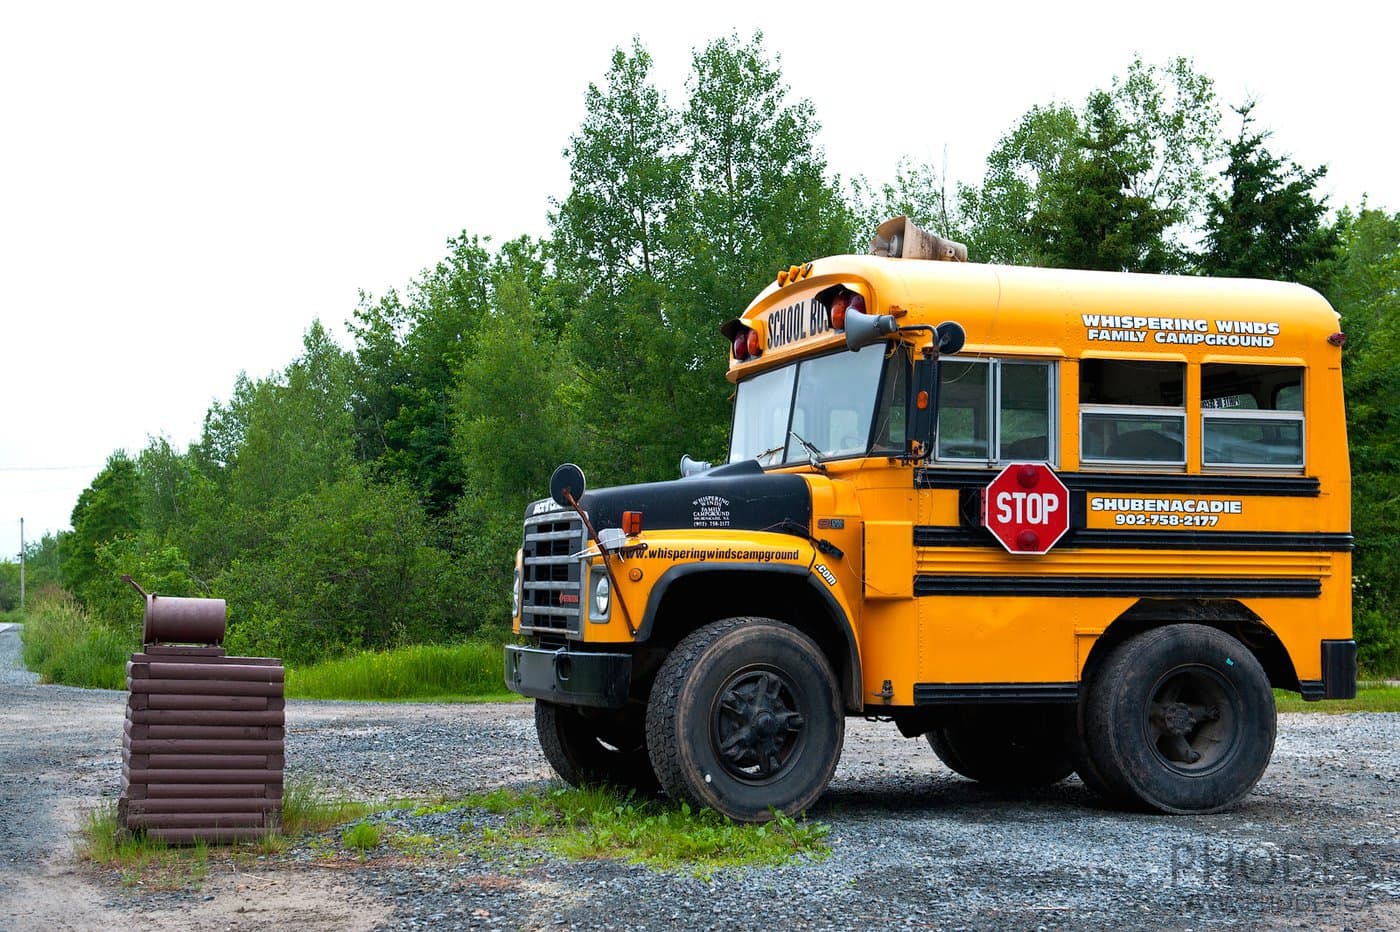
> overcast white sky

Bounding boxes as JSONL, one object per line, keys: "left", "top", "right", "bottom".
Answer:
{"left": 2, "top": 1, "right": 1395, "bottom": 545}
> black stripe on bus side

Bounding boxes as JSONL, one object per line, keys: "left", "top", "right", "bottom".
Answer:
{"left": 914, "top": 468, "right": 1321, "bottom": 497}
{"left": 912, "top": 576, "right": 1322, "bottom": 598}
{"left": 912, "top": 526, "right": 1354, "bottom": 552}
{"left": 914, "top": 682, "right": 1080, "bottom": 704}
{"left": 1066, "top": 530, "right": 1353, "bottom": 551}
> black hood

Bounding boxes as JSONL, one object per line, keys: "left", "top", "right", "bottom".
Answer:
{"left": 527, "top": 470, "right": 812, "bottom": 535}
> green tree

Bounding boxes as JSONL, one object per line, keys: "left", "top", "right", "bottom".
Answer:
{"left": 554, "top": 35, "right": 862, "bottom": 484}
{"left": 349, "top": 235, "right": 495, "bottom": 512}
{"left": 552, "top": 37, "right": 687, "bottom": 286}
{"left": 962, "top": 57, "right": 1219, "bottom": 270}
{"left": 960, "top": 103, "right": 1080, "bottom": 264}
{"left": 217, "top": 469, "right": 459, "bottom": 664}
{"left": 1328, "top": 207, "right": 1400, "bottom": 671}
{"left": 551, "top": 38, "right": 697, "bottom": 484}
{"left": 856, "top": 157, "right": 965, "bottom": 247}
{"left": 1032, "top": 91, "right": 1176, "bottom": 272}
{"left": 1200, "top": 103, "right": 1338, "bottom": 287}
{"left": 677, "top": 31, "right": 857, "bottom": 309}
{"left": 63, "top": 452, "right": 142, "bottom": 603}
{"left": 449, "top": 295, "right": 575, "bottom": 633}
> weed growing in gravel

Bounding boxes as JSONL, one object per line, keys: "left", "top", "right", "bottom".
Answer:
{"left": 77, "top": 804, "right": 209, "bottom": 890}
{"left": 342, "top": 820, "right": 382, "bottom": 856}
{"left": 74, "top": 783, "right": 388, "bottom": 890}
{"left": 455, "top": 785, "right": 831, "bottom": 877}
{"left": 386, "top": 831, "right": 445, "bottom": 858}
{"left": 281, "top": 778, "right": 375, "bottom": 833}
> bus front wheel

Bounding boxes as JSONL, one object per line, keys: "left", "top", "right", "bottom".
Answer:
{"left": 535, "top": 700, "right": 659, "bottom": 795}
{"left": 645, "top": 617, "right": 844, "bottom": 822}
{"left": 1083, "top": 624, "right": 1276, "bottom": 813}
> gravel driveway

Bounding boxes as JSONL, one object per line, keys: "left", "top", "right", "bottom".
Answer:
{"left": 2, "top": 623, "right": 1398, "bottom": 931}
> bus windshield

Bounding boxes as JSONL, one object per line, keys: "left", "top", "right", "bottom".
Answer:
{"left": 729, "top": 348, "right": 892, "bottom": 465}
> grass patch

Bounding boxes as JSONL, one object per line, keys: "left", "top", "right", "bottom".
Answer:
{"left": 77, "top": 803, "right": 210, "bottom": 889}
{"left": 280, "top": 778, "right": 376, "bottom": 833}
{"left": 457, "top": 785, "right": 831, "bottom": 877}
{"left": 19, "top": 590, "right": 128, "bottom": 689}
{"left": 1275, "top": 684, "right": 1400, "bottom": 714}
{"left": 76, "top": 781, "right": 378, "bottom": 887}
{"left": 284, "top": 641, "right": 514, "bottom": 702}
{"left": 341, "top": 820, "right": 382, "bottom": 855}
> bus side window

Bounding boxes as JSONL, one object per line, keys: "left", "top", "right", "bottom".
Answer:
{"left": 936, "top": 358, "right": 1056, "bottom": 464}
{"left": 936, "top": 360, "right": 990, "bottom": 460}
{"left": 1201, "top": 363, "right": 1304, "bottom": 469}
{"left": 999, "top": 361, "right": 1052, "bottom": 460}
{"left": 1079, "top": 359, "right": 1186, "bottom": 466}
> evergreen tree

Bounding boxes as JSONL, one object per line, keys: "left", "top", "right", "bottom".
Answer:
{"left": 1200, "top": 103, "right": 1338, "bottom": 286}
{"left": 962, "top": 57, "right": 1218, "bottom": 270}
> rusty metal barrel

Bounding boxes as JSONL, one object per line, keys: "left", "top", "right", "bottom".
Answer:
{"left": 123, "top": 576, "right": 226, "bottom": 646}
{"left": 142, "top": 595, "right": 227, "bottom": 646}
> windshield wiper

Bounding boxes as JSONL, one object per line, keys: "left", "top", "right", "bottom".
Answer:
{"left": 754, "top": 442, "right": 785, "bottom": 465}
{"left": 789, "top": 430, "right": 828, "bottom": 474}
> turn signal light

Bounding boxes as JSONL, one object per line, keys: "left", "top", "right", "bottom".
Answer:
{"left": 622, "top": 511, "right": 643, "bottom": 536}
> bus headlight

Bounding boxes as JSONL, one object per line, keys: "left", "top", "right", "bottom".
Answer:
{"left": 589, "top": 571, "right": 611, "bottom": 622}
{"left": 511, "top": 567, "right": 521, "bottom": 618}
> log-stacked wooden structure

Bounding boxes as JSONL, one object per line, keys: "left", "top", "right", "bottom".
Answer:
{"left": 117, "top": 585, "right": 285, "bottom": 843}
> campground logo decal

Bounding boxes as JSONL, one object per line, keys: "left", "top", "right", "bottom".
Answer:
{"left": 691, "top": 495, "right": 731, "bottom": 528}
{"left": 1081, "top": 314, "right": 1280, "bottom": 348}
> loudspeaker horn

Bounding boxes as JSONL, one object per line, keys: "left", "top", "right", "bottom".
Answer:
{"left": 844, "top": 308, "right": 899, "bottom": 351}
{"left": 870, "top": 216, "right": 968, "bottom": 262}
{"left": 680, "top": 454, "right": 712, "bottom": 477}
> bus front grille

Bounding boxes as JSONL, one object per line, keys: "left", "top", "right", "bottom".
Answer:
{"left": 520, "top": 512, "right": 585, "bottom": 636}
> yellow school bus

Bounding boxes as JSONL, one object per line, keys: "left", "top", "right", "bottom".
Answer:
{"left": 504, "top": 217, "right": 1356, "bottom": 821}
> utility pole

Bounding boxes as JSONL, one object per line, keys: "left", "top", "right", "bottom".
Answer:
{"left": 19, "top": 517, "right": 25, "bottom": 612}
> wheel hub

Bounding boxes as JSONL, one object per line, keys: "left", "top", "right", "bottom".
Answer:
{"left": 714, "top": 670, "right": 805, "bottom": 780}
{"left": 1147, "top": 666, "right": 1233, "bottom": 770}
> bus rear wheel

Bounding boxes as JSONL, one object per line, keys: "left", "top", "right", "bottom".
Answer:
{"left": 924, "top": 705, "right": 1075, "bottom": 787}
{"left": 535, "top": 700, "right": 659, "bottom": 795}
{"left": 1083, "top": 624, "right": 1276, "bottom": 813}
{"left": 645, "top": 618, "right": 844, "bottom": 822}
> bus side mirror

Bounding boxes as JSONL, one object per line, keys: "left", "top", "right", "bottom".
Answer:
{"left": 935, "top": 321, "right": 966, "bottom": 355}
{"left": 908, "top": 357, "right": 937, "bottom": 460}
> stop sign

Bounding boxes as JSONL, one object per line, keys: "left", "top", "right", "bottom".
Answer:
{"left": 981, "top": 463, "right": 1070, "bottom": 554}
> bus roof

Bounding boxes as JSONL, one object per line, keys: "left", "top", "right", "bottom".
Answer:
{"left": 730, "top": 256, "right": 1341, "bottom": 378}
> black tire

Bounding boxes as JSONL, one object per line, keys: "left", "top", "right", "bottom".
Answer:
{"left": 645, "top": 618, "right": 844, "bottom": 822}
{"left": 1083, "top": 624, "right": 1276, "bottom": 814}
{"left": 923, "top": 705, "right": 1075, "bottom": 787}
{"left": 535, "top": 700, "right": 659, "bottom": 795}
{"left": 1069, "top": 700, "right": 1128, "bottom": 803}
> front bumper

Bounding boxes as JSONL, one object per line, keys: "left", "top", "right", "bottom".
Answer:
{"left": 504, "top": 644, "right": 632, "bottom": 708}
